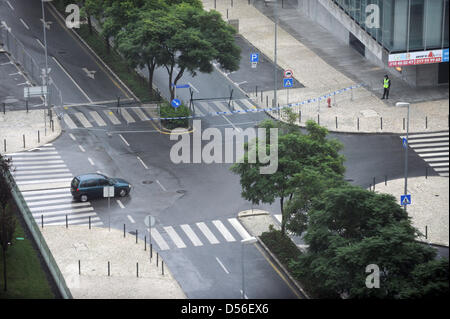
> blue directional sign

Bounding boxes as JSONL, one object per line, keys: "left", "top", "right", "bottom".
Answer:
{"left": 171, "top": 83, "right": 190, "bottom": 89}
{"left": 283, "top": 78, "right": 293, "bottom": 88}
{"left": 402, "top": 137, "right": 408, "bottom": 148}
{"left": 250, "top": 53, "right": 259, "bottom": 63}
{"left": 171, "top": 99, "right": 181, "bottom": 108}
{"left": 443, "top": 48, "right": 449, "bottom": 62}
{"left": 400, "top": 194, "right": 411, "bottom": 206}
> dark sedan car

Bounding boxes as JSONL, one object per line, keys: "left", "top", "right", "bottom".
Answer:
{"left": 71, "top": 173, "right": 131, "bottom": 202}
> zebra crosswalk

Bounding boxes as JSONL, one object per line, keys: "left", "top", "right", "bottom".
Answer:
{"left": 7, "top": 144, "right": 103, "bottom": 227}
{"left": 401, "top": 131, "right": 449, "bottom": 177}
{"left": 148, "top": 217, "right": 253, "bottom": 251}
{"left": 61, "top": 99, "right": 259, "bottom": 129}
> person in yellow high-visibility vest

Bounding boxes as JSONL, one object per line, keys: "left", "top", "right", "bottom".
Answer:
{"left": 381, "top": 74, "right": 391, "bottom": 99}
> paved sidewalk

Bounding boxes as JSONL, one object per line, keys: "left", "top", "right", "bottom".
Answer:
{"left": 0, "top": 109, "right": 61, "bottom": 155}
{"left": 202, "top": 0, "right": 449, "bottom": 134}
{"left": 41, "top": 226, "right": 186, "bottom": 299}
{"left": 373, "top": 176, "right": 449, "bottom": 247}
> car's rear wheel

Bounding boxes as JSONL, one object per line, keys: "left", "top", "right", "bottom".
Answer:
{"left": 119, "top": 189, "right": 127, "bottom": 197}
{"left": 80, "top": 194, "right": 88, "bottom": 202}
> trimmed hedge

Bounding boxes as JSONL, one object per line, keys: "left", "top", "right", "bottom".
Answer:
{"left": 160, "top": 102, "right": 191, "bottom": 130}
{"left": 260, "top": 226, "right": 302, "bottom": 267}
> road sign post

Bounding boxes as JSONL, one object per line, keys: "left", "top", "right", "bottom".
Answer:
{"left": 171, "top": 99, "right": 181, "bottom": 108}
{"left": 103, "top": 186, "right": 114, "bottom": 230}
{"left": 283, "top": 78, "right": 293, "bottom": 105}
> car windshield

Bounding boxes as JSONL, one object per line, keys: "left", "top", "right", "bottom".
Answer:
{"left": 108, "top": 177, "right": 117, "bottom": 184}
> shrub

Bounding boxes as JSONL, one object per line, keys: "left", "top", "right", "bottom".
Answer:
{"left": 159, "top": 102, "right": 191, "bottom": 130}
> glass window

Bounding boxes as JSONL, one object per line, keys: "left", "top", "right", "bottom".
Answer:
{"left": 444, "top": 0, "right": 449, "bottom": 47}
{"left": 424, "top": 0, "right": 443, "bottom": 49}
{"left": 392, "top": 0, "right": 409, "bottom": 52}
{"left": 409, "top": 0, "right": 425, "bottom": 51}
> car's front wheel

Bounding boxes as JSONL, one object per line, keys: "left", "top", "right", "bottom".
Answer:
{"left": 80, "top": 194, "right": 88, "bottom": 202}
{"left": 119, "top": 189, "right": 128, "bottom": 197}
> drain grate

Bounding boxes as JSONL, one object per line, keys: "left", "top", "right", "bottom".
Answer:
{"left": 176, "top": 190, "right": 186, "bottom": 194}
{"left": 142, "top": 180, "right": 153, "bottom": 185}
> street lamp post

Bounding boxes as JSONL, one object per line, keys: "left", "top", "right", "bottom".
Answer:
{"left": 41, "top": 0, "right": 50, "bottom": 110}
{"left": 241, "top": 237, "right": 257, "bottom": 299}
{"left": 274, "top": 0, "right": 278, "bottom": 117}
{"left": 396, "top": 102, "right": 410, "bottom": 211}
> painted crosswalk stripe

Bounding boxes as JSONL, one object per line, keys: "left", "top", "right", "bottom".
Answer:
{"left": 74, "top": 112, "right": 93, "bottom": 128}
{"left": 64, "top": 115, "right": 77, "bottom": 129}
{"left": 411, "top": 147, "right": 449, "bottom": 152}
{"left": 429, "top": 162, "right": 449, "bottom": 167}
{"left": 231, "top": 101, "right": 244, "bottom": 112}
{"left": 103, "top": 110, "right": 121, "bottom": 125}
{"left": 27, "top": 197, "right": 78, "bottom": 207}
{"left": 7, "top": 151, "right": 59, "bottom": 156}
{"left": 228, "top": 218, "right": 251, "bottom": 240}
{"left": 13, "top": 164, "right": 67, "bottom": 170}
{"left": 12, "top": 160, "right": 65, "bottom": 165}
{"left": 120, "top": 108, "right": 136, "bottom": 123}
{"left": 434, "top": 167, "right": 449, "bottom": 172}
{"left": 401, "top": 132, "right": 449, "bottom": 139}
{"left": 32, "top": 207, "right": 94, "bottom": 218}
{"left": 24, "top": 193, "right": 73, "bottom": 201}
{"left": 212, "top": 101, "right": 230, "bottom": 113}
{"left": 180, "top": 224, "right": 203, "bottom": 246}
{"left": 149, "top": 228, "right": 170, "bottom": 250}
{"left": 410, "top": 142, "right": 449, "bottom": 148}
{"left": 408, "top": 137, "right": 449, "bottom": 144}
{"left": 16, "top": 178, "right": 73, "bottom": 185}
{"left": 212, "top": 220, "right": 235, "bottom": 242}
{"left": 418, "top": 152, "right": 449, "bottom": 158}
{"left": 196, "top": 222, "right": 220, "bottom": 244}
{"left": 29, "top": 202, "right": 91, "bottom": 212}
{"left": 132, "top": 108, "right": 149, "bottom": 121}
{"left": 21, "top": 188, "right": 71, "bottom": 196}
{"left": 274, "top": 214, "right": 282, "bottom": 223}
{"left": 194, "top": 104, "right": 205, "bottom": 116}
{"left": 14, "top": 168, "right": 70, "bottom": 175}
{"left": 89, "top": 111, "right": 107, "bottom": 126}
{"left": 12, "top": 156, "right": 61, "bottom": 161}
{"left": 14, "top": 173, "right": 72, "bottom": 180}
{"left": 239, "top": 99, "right": 257, "bottom": 109}
{"left": 424, "top": 157, "right": 449, "bottom": 162}
{"left": 197, "top": 102, "right": 215, "bottom": 114}
{"left": 164, "top": 226, "right": 187, "bottom": 249}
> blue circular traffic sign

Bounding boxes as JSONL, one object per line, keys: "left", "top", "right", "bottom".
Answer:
{"left": 171, "top": 99, "right": 181, "bottom": 108}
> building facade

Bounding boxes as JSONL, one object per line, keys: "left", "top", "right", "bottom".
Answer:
{"left": 298, "top": 0, "right": 449, "bottom": 86}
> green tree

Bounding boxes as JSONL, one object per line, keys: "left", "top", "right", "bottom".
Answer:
{"left": 290, "top": 185, "right": 447, "bottom": 298}
{"left": 160, "top": 4, "right": 241, "bottom": 100}
{"left": 231, "top": 120, "right": 345, "bottom": 236}
{"left": 0, "top": 154, "right": 15, "bottom": 292}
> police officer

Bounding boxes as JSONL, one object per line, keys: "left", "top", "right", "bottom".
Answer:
{"left": 381, "top": 75, "right": 391, "bottom": 99}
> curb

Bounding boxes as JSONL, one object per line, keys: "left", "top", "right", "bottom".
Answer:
{"left": 237, "top": 211, "right": 311, "bottom": 299}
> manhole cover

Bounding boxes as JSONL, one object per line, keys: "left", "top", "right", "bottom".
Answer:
{"left": 176, "top": 190, "right": 186, "bottom": 194}
{"left": 142, "top": 180, "right": 153, "bottom": 184}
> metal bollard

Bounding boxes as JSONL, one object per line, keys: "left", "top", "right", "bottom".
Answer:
{"left": 2, "top": 103, "right": 5, "bottom": 114}
{"left": 150, "top": 244, "right": 153, "bottom": 259}
{"left": 357, "top": 117, "right": 360, "bottom": 131}
{"left": 425, "top": 226, "right": 428, "bottom": 239}
{"left": 79, "top": 260, "right": 81, "bottom": 275}
{"left": 299, "top": 110, "right": 301, "bottom": 123}
{"left": 38, "top": 130, "right": 40, "bottom": 143}
{"left": 335, "top": 117, "right": 338, "bottom": 129}
{"left": 403, "top": 118, "right": 405, "bottom": 130}
{"left": 317, "top": 114, "right": 320, "bottom": 125}
{"left": 124, "top": 224, "right": 126, "bottom": 237}
{"left": 4, "top": 139, "right": 6, "bottom": 153}
{"left": 41, "top": 215, "right": 44, "bottom": 228}
{"left": 425, "top": 166, "right": 428, "bottom": 179}
{"left": 380, "top": 117, "right": 383, "bottom": 130}
{"left": 255, "top": 85, "right": 258, "bottom": 97}
{"left": 108, "top": 261, "right": 110, "bottom": 276}
{"left": 157, "top": 252, "right": 159, "bottom": 267}
{"left": 144, "top": 236, "right": 147, "bottom": 251}
{"left": 89, "top": 216, "right": 91, "bottom": 229}
{"left": 23, "top": 134, "right": 25, "bottom": 148}
{"left": 162, "top": 261, "right": 164, "bottom": 275}
{"left": 137, "top": 262, "right": 139, "bottom": 277}
{"left": 66, "top": 214, "right": 68, "bottom": 228}
{"left": 26, "top": 100, "right": 29, "bottom": 113}
{"left": 425, "top": 116, "right": 428, "bottom": 129}
{"left": 136, "top": 230, "right": 138, "bottom": 243}
{"left": 373, "top": 177, "right": 376, "bottom": 190}
{"left": 385, "top": 175, "right": 387, "bottom": 186}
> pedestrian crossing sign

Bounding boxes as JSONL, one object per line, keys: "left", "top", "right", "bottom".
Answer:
{"left": 283, "top": 78, "right": 293, "bottom": 88}
{"left": 400, "top": 194, "right": 411, "bottom": 206}
{"left": 402, "top": 138, "right": 408, "bottom": 148}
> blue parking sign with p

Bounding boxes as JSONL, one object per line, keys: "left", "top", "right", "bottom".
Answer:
{"left": 250, "top": 53, "right": 259, "bottom": 63}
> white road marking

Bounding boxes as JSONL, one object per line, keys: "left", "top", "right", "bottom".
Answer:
{"left": 31, "top": 207, "right": 95, "bottom": 218}
{"left": 222, "top": 115, "right": 241, "bottom": 132}
{"left": 408, "top": 137, "right": 449, "bottom": 144}
{"left": 12, "top": 156, "right": 61, "bottom": 161}
{"left": 132, "top": 108, "right": 149, "bottom": 121}
{"left": 411, "top": 147, "right": 449, "bottom": 152}
{"left": 52, "top": 57, "right": 93, "bottom": 103}
{"left": 120, "top": 108, "right": 136, "bottom": 124}
{"left": 78, "top": 145, "right": 86, "bottom": 152}
{"left": 212, "top": 220, "right": 236, "bottom": 242}
{"left": 23, "top": 193, "right": 72, "bottom": 201}
{"left": 409, "top": 142, "right": 449, "bottom": 148}
{"left": 196, "top": 222, "right": 220, "bottom": 244}
{"left": 239, "top": 99, "right": 257, "bottom": 109}
{"left": 14, "top": 173, "right": 72, "bottom": 180}
{"left": 127, "top": 215, "right": 135, "bottom": 223}
{"left": 64, "top": 114, "right": 77, "bottom": 129}
{"left": 29, "top": 201, "right": 91, "bottom": 212}
{"left": 89, "top": 111, "right": 107, "bottom": 126}
{"left": 274, "top": 214, "right": 282, "bottom": 223}
{"left": 6, "top": 1, "right": 14, "bottom": 10}
{"left": 418, "top": 152, "right": 449, "bottom": 158}
{"left": 180, "top": 224, "right": 203, "bottom": 246}
{"left": 429, "top": 162, "right": 449, "bottom": 167}
{"left": 401, "top": 132, "right": 449, "bottom": 139}
{"left": 434, "top": 167, "right": 449, "bottom": 172}
{"left": 156, "top": 180, "right": 166, "bottom": 191}
{"left": 188, "top": 82, "right": 199, "bottom": 93}
{"left": 164, "top": 226, "right": 186, "bottom": 249}
{"left": 228, "top": 218, "right": 251, "bottom": 240}
{"left": 21, "top": 188, "right": 71, "bottom": 197}
{"left": 239, "top": 290, "right": 249, "bottom": 299}
{"left": 118, "top": 134, "right": 130, "bottom": 146}
{"left": 13, "top": 164, "right": 67, "bottom": 170}
{"left": 88, "top": 157, "right": 95, "bottom": 166}
{"left": 231, "top": 101, "right": 244, "bottom": 112}
{"left": 15, "top": 178, "right": 72, "bottom": 185}
{"left": 69, "top": 133, "right": 76, "bottom": 141}
{"left": 136, "top": 156, "right": 148, "bottom": 169}
{"left": 149, "top": 228, "right": 170, "bottom": 250}
{"left": 20, "top": 18, "right": 29, "bottom": 30}
{"left": 103, "top": 110, "right": 121, "bottom": 125}
{"left": 424, "top": 157, "right": 449, "bottom": 162}
{"left": 9, "top": 151, "right": 59, "bottom": 156}
{"left": 12, "top": 160, "right": 65, "bottom": 165}
{"left": 212, "top": 101, "right": 229, "bottom": 113}
{"left": 116, "top": 199, "right": 125, "bottom": 209}
{"left": 215, "top": 257, "right": 230, "bottom": 274}
{"left": 74, "top": 112, "right": 93, "bottom": 128}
